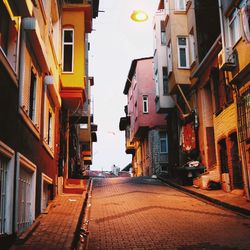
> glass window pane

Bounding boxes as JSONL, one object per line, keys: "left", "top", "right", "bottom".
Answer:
{"left": 64, "top": 30, "right": 73, "bottom": 43}
{"left": 180, "top": 48, "right": 187, "bottom": 67}
{"left": 178, "top": 37, "right": 186, "bottom": 45}
{"left": 63, "top": 45, "right": 73, "bottom": 71}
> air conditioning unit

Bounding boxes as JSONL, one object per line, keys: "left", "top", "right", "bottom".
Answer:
{"left": 218, "top": 47, "right": 236, "bottom": 71}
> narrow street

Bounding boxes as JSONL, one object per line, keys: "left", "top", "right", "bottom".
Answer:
{"left": 87, "top": 177, "right": 250, "bottom": 250}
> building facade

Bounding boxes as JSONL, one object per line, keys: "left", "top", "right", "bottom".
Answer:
{"left": 154, "top": 0, "right": 250, "bottom": 198}
{"left": 0, "top": 0, "right": 98, "bottom": 245}
{"left": 120, "top": 57, "right": 167, "bottom": 176}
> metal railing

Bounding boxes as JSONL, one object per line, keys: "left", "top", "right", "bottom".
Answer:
{"left": 237, "top": 87, "right": 250, "bottom": 143}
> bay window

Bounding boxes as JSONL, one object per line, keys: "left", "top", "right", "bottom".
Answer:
{"left": 177, "top": 37, "right": 189, "bottom": 68}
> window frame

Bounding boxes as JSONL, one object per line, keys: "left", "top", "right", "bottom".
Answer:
{"left": 167, "top": 42, "right": 173, "bottom": 75}
{"left": 29, "top": 69, "right": 37, "bottom": 122}
{"left": 159, "top": 132, "right": 168, "bottom": 153}
{"left": 228, "top": 7, "right": 241, "bottom": 46}
{"left": 175, "top": 0, "right": 186, "bottom": 11}
{"left": 142, "top": 95, "right": 149, "bottom": 114}
{"left": 162, "top": 66, "right": 168, "bottom": 96}
{"left": 160, "top": 21, "right": 166, "bottom": 45}
{"left": 62, "top": 28, "right": 74, "bottom": 73}
{"left": 189, "top": 33, "right": 196, "bottom": 65}
{"left": 177, "top": 36, "right": 189, "bottom": 69}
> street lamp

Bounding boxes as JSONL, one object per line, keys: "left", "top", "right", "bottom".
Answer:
{"left": 130, "top": 10, "right": 148, "bottom": 22}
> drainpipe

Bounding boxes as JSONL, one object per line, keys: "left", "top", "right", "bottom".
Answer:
{"left": 218, "top": 0, "right": 226, "bottom": 50}
{"left": 18, "top": 19, "right": 27, "bottom": 107}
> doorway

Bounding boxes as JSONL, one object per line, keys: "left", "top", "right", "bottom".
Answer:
{"left": 229, "top": 133, "right": 243, "bottom": 189}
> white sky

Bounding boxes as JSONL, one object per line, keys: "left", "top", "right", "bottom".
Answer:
{"left": 89, "top": 0, "right": 159, "bottom": 171}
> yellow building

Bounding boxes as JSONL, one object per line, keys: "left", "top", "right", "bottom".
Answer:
{"left": 60, "top": 0, "right": 99, "bottom": 187}
{"left": 218, "top": 0, "right": 250, "bottom": 198}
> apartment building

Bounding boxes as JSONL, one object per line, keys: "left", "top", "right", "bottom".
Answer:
{"left": 157, "top": 0, "right": 250, "bottom": 198}
{"left": 0, "top": 0, "right": 99, "bottom": 244}
{"left": 152, "top": 1, "right": 176, "bottom": 175}
{"left": 120, "top": 57, "right": 167, "bottom": 176}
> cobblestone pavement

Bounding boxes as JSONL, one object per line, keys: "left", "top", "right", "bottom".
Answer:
{"left": 87, "top": 177, "right": 250, "bottom": 250}
{"left": 10, "top": 194, "right": 85, "bottom": 250}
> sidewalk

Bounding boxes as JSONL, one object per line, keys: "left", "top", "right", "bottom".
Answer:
{"left": 10, "top": 192, "right": 88, "bottom": 250}
{"left": 158, "top": 174, "right": 250, "bottom": 217}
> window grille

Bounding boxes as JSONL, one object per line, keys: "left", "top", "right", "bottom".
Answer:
{"left": 17, "top": 168, "right": 32, "bottom": 233}
{"left": 238, "top": 87, "right": 250, "bottom": 143}
{"left": 0, "top": 157, "right": 7, "bottom": 235}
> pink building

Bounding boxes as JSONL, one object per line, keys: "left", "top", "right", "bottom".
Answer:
{"left": 120, "top": 57, "right": 168, "bottom": 176}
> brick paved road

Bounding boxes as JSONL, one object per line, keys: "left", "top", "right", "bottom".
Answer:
{"left": 87, "top": 177, "right": 250, "bottom": 250}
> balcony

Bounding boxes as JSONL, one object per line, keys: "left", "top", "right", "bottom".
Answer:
{"left": 60, "top": 88, "right": 86, "bottom": 111}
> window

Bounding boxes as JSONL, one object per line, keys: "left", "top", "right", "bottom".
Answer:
{"left": 17, "top": 154, "right": 36, "bottom": 234}
{"left": 229, "top": 8, "right": 241, "bottom": 46}
{"left": 0, "top": 1, "right": 19, "bottom": 71}
{"left": 160, "top": 21, "right": 166, "bottom": 45}
{"left": 47, "top": 112, "right": 52, "bottom": 146}
{"left": 20, "top": 42, "right": 42, "bottom": 135}
{"left": 29, "top": 70, "right": 37, "bottom": 122}
{"left": 160, "top": 132, "right": 168, "bottom": 153}
{"left": 0, "top": 157, "right": 7, "bottom": 235}
{"left": 43, "top": 88, "right": 55, "bottom": 150}
{"left": 0, "top": 2, "right": 9, "bottom": 54}
{"left": 189, "top": 33, "right": 196, "bottom": 64}
{"left": 177, "top": 37, "right": 189, "bottom": 68}
{"left": 163, "top": 67, "right": 168, "bottom": 95}
{"left": 241, "top": 1, "right": 250, "bottom": 42}
{"left": 142, "top": 96, "right": 148, "bottom": 113}
{"left": 41, "top": 173, "right": 52, "bottom": 213}
{"left": 175, "top": 0, "right": 186, "bottom": 11}
{"left": 62, "top": 28, "right": 74, "bottom": 72}
{"left": 167, "top": 42, "right": 173, "bottom": 74}
{"left": 211, "top": 68, "right": 232, "bottom": 115}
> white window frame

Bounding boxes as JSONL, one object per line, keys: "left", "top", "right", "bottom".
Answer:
{"left": 62, "top": 28, "right": 74, "bottom": 73}
{"left": 29, "top": 69, "right": 37, "bottom": 123}
{"left": 175, "top": 0, "right": 186, "bottom": 11}
{"left": 160, "top": 21, "right": 166, "bottom": 45}
{"left": 228, "top": 7, "right": 241, "bottom": 46}
{"left": 189, "top": 33, "right": 196, "bottom": 64}
{"left": 0, "top": 141, "right": 15, "bottom": 235}
{"left": 142, "top": 96, "right": 149, "bottom": 114}
{"left": 0, "top": 1, "right": 20, "bottom": 74}
{"left": 41, "top": 173, "right": 52, "bottom": 213}
{"left": 43, "top": 86, "right": 55, "bottom": 154}
{"left": 15, "top": 153, "right": 36, "bottom": 234}
{"left": 177, "top": 36, "right": 189, "bottom": 69}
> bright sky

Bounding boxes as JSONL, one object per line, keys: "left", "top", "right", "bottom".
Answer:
{"left": 89, "top": 0, "right": 159, "bottom": 171}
